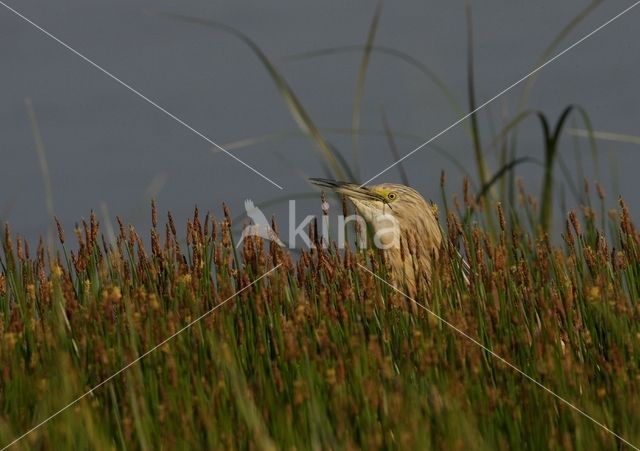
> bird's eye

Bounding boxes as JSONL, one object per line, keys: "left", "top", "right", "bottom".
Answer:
{"left": 387, "top": 192, "right": 397, "bottom": 201}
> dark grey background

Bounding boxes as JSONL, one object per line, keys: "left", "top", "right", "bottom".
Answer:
{"left": 1, "top": 0, "right": 638, "bottom": 243}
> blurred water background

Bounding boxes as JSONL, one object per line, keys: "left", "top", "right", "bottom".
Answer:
{"left": 1, "top": 0, "right": 639, "bottom": 243}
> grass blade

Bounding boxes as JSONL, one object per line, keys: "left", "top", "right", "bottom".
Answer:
{"left": 538, "top": 106, "right": 576, "bottom": 232}
{"left": 488, "top": 110, "right": 536, "bottom": 153}
{"left": 465, "top": 3, "right": 488, "bottom": 190}
{"left": 571, "top": 106, "right": 599, "bottom": 180}
{"left": 222, "top": 126, "right": 473, "bottom": 181}
{"left": 506, "top": 0, "right": 601, "bottom": 214}
{"left": 465, "top": 2, "right": 495, "bottom": 234}
{"left": 153, "top": 12, "right": 351, "bottom": 181}
{"left": 351, "top": 2, "right": 383, "bottom": 177}
{"left": 567, "top": 128, "right": 640, "bottom": 146}
{"left": 380, "top": 110, "right": 410, "bottom": 185}
{"left": 25, "top": 98, "right": 55, "bottom": 251}
{"left": 519, "top": 0, "right": 602, "bottom": 109}
{"left": 474, "top": 157, "right": 538, "bottom": 203}
{"left": 282, "top": 45, "right": 463, "bottom": 116}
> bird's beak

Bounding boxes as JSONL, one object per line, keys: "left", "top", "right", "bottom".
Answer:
{"left": 309, "top": 178, "right": 383, "bottom": 202}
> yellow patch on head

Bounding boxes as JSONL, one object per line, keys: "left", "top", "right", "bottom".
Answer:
{"left": 372, "top": 187, "right": 398, "bottom": 202}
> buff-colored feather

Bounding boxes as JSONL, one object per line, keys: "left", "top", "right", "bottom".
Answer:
{"left": 310, "top": 179, "right": 443, "bottom": 298}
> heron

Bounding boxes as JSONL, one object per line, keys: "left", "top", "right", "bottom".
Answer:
{"left": 310, "top": 178, "right": 445, "bottom": 297}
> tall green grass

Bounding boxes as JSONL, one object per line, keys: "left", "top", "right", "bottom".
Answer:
{"left": 161, "top": 2, "right": 604, "bottom": 236}
{"left": 1, "top": 189, "right": 639, "bottom": 449}
{"left": 2, "top": 3, "right": 638, "bottom": 450}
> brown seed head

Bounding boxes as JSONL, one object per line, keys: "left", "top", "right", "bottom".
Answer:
{"left": 497, "top": 203, "right": 506, "bottom": 232}
{"left": 55, "top": 218, "right": 65, "bottom": 244}
{"left": 151, "top": 200, "right": 158, "bottom": 229}
{"left": 167, "top": 211, "right": 177, "bottom": 236}
{"left": 569, "top": 211, "right": 582, "bottom": 236}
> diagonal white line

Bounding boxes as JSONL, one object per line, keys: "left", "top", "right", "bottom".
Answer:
{"left": 361, "top": 0, "right": 640, "bottom": 187}
{"left": 0, "top": 0, "right": 284, "bottom": 190}
{"left": 0, "top": 264, "right": 282, "bottom": 451}
{"left": 358, "top": 263, "right": 639, "bottom": 450}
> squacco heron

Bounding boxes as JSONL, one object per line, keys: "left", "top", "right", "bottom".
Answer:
{"left": 310, "top": 178, "right": 443, "bottom": 296}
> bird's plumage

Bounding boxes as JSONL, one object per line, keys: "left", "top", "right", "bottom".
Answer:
{"left": 310, "top": 178, "right": 442, "bottom": 296}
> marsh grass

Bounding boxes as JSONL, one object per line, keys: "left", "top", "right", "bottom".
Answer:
{"left": 1, "top": 184, "right": 640, "bottom": 449}
{"left": 2, "top": 2, "right": 638, "bottom": 449}
{"left": 176, "top": 1, "right": 605, "bottom": 238}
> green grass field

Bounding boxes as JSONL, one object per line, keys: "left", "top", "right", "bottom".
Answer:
{"left": 1, "top": 191, "right": 639, "bottom": 450}
{"left": 3, "top": 3, "right": 640, "bottom": 449}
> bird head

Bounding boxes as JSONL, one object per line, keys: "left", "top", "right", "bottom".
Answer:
{"left": 310, "top": 178, "right": 444, "bottom": 293}
{"left": 309, "top": 178, "right": 434, "bottom": 225}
